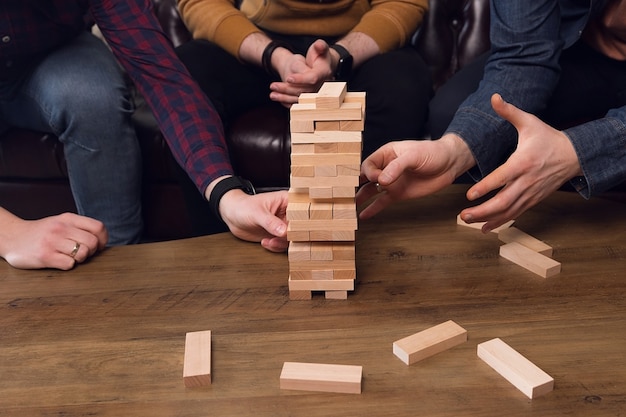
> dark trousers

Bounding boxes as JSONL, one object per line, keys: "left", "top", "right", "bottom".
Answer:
{"left": 429, "top": 41, "right": 626, "bottom": 139}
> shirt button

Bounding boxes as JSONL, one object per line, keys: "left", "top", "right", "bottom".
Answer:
{"left": 1, "top": 35, "right": 10, "bottom": 43}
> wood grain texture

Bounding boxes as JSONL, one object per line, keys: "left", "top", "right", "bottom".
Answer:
{"left": 1, "top": 185, "right": 625, "bottom": 416}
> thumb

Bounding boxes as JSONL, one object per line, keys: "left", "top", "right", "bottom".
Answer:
{"left": 491, "top": 93, "right": 532, "bottom": 132}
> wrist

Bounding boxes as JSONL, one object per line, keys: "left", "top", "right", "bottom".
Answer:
{"left": 262, "top": 41, "right": 292, "bottom": 78}
{"left": 208, "top": 176, "right": 256, "bottom": 222}
{"left": 442, "top": 133, "right": 476, "bottom": 178}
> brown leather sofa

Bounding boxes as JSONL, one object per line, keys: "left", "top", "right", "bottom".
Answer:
{"left": 0, "top": 0, "right": 490, "bottom": 242}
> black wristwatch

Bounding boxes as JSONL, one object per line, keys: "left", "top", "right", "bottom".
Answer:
{"left": 330, "top": 44, "right": 353, "bottom": 81}
{"left": 209, "top": 176, "right": 256, "bottom": 222}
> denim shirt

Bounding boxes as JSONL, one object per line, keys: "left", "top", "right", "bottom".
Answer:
{"left": 446, "top": 0, "right": 626, "bottom": 198}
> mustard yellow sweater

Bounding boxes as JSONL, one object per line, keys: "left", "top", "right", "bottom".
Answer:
{"left": 178, "top": 0, "right": 428, "bottom": 57}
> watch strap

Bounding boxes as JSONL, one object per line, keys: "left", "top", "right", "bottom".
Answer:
{"left": 209, "top": 176, "right": 256, "bottom": 222}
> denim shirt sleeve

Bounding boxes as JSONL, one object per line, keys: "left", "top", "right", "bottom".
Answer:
{"left": 565, "top": 105, "right": 626, "bottom": 198}
{"left": 445, "top": 0, "right": 570, "bottom": 180}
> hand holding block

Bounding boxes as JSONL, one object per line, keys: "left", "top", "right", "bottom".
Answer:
{"left": 477, "top": 338, "right": 554, "bottom": 399}
{"left": 457, "top": 214, "right": 514, "bottom": 233}
{"left": 183, "top": 330, "right": 211, "bottom": 387}
{"left": 280, "top": 362, "right": 362, "bottom": 394}
{"left": 393, "top": 320, "right": 467, "bottom": 365}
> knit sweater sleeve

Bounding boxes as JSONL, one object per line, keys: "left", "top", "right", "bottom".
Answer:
{"left": 353, "top": 0, "right": 428, "bottom": 52}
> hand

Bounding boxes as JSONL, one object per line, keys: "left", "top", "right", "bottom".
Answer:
{"left": 0, "top": 209, "right": 108, "bottom": 270}
{"left": 219, "top": 190, "right": 289, "bottom": 252}
{"left": 459, "top": 94, "right": 582, "bottom": 232}
{"left": 269, "top": 39, "right": 333, "bottom": 107}
{"left": 357, "top": 135, "right": 475, "bottom": 219}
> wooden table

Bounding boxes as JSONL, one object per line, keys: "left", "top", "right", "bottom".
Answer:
{"left": 1, "top": 185, "right": 625, "bottom": 417}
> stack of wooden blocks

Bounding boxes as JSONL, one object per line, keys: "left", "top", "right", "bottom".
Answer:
{"left": 286, "top": 82, "right": 364, "bottom": 300}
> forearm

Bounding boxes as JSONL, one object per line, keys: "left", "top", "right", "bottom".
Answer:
{"left": 331, "top": 32, "right": 379, "bottom": 69}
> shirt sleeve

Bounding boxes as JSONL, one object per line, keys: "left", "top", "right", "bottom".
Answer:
{"left": 445, "top": 0, "right": 564, "bottom": 180}
{"left": 91, "top": 0, "right": 233, "bottom": 195}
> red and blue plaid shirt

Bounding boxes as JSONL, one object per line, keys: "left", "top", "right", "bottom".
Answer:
{"left": 0, "top": 0, "right": 232, "bottom": 194}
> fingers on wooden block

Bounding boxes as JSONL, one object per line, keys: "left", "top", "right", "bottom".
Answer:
{"left": 183, "top": 330, "right": 211, "bottom": 387}
{"left": 498, "top": 227, "right": 553, "bottom": 256}
{"left": 393, "top": 320, "right": 468, "bottom": 365}
{"left": 477, "top": 338, "right": 554, "bottom": 399}
{"left": 280, "top": 362, "right": 362, "bottom": 394}
{"left": 456, "top": 214, "right": 514, "bottom": 233}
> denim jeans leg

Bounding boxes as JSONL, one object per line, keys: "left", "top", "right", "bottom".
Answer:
{"left": 2, "top": 33, "right": 143, "bottom": 245}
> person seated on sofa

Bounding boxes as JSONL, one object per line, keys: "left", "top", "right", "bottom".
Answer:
{"left": 356, "top": 0, "right": 626, "bottom": 231}
{"left": 175, "top": 0, "right": 433, "bottom": 160}
{"left": 0, "top": 0, "right": 288, "bottom": 271}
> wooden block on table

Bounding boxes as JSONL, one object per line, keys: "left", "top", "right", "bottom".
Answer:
{"left": 334, "top": 268, "right": 356, "bottom": 280}
{"left": 499, "top": 242, "right": 561, "bottom": 278}
{"left": 315, "top": 82, "right": 348, "bottom": 109}
{"left": 287, "top": 223, "right": 310, "bottom": 242}
{"left": 456, "top": 214, "right": 515, "bottom": 233}
{"left": 289, "top": 259, "right": 355, "bottom": 272}
{"left": 393, "top": 320, "right": 467, "bottom": 365}
{"left": 289, "top": 289, "right": 312, "bottom": 300}
{"left": 280, "top": 362, "right": 362, "bottom": 394}
{"left": 311, "top": 269, "right": 334, "bottom": 280}
{"left": 498, "top": 227, "right": 553, "bottom": 256}
{"left": 325, "top": 290, "right": 348, "bottom": 300}
{"left": 183, "top": 330, "right": 211, "bottom": 387}
{"left": 288, "top": 218, "right": 358, "bottom": 232}
{"left": 477, "top": 338, "right": 554, "bottom": 399}
{"left": 332, "top": 242, "right": 356, "bottom": 260}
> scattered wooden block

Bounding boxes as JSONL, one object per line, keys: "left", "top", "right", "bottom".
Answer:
{"left": 280, "top": 362, "right": 362, "bottom": 394}
{"left": 477, "top": 338, "right": 554, "bottom": 399}
{"left": 393, "top": 320, "right": 467, "bottom": 365}
{"left": 498, "top": 227, "right": 553, "bottom": 256}
{"left": 456, "top": 214, "right": 514, "bottom": 233}
{"left": 325, "top": 290, "right": 348, "bottom": 300}
{"left": 500, "top": 242, "right": 561, "bottom": 278}
{"left": 183, "top": 330, "right": 211, "bottom": 387}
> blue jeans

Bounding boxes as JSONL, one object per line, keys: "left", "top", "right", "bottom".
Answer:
{"left": 0, "top": 32, "right": 143, "bottom": 245}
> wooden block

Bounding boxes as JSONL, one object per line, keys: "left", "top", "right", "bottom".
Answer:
{"left": 340, "top": 118, "right": 365, "bottom": 131}
{"left": 311, "top": 270, "right": 334, "bottom": 280}
{"left": 333, "top": 202, "right": 356, "bottom": 219}
{"left": 315, "top": 82, "right": 348, "bottom": 109}
{"left": 291, "top": 143, "right": 315, "bottom": 154}
{"left": 286, "top": 202, "right": 310, "bottom": 221}
{"left": 287, "top": 223, "right": 310, "bottom": 241}
{"left": 289, "top": 270, "right": 312, "bottom": 280}
{"left": 288, "top": 277, "right": 355, "bottom": 291}
{"left": 477, "top": 338, "right": 554, "bottom": 399}
{"left": 309, "top": 187, "right": 333, "bottom": 200}
{"left": 280, "top": 362, "right": 362, "bottom": 394}
{"left": 290, "top": 102, "right": 362, "bottom": 122}
{"left": 311, "top": 242, "right": 333, "bottom": 261}
{"left": 291, "top": 152, "right": 361, "bottom": 167}
{"left": 314, "top": 142, "right": 338, "bottom": 153}
{"left": 288, "top": 218, "right": 358, "bottom": 232}
{"left": 499, "top": 242, "right": 561, "bottom": 278}
{"left": 288, "top": 241, "right": 311, "bottom": 262}
{"left": 291, "top": 175, "right": 358, "bottom": 188}
{"left": 314, "top": 164, "right": 337, "bottom": 177}
{"left": 315, "top": 120, "right": 341, "bottom": 131}
{"left": 183, "top": 330, "right": 211, "bottom": 387}
{"left": 333, "top": 186, "right": 356, "bottom": 198}
{"left": 290, "top": 118, "right": 314, "bottom": 133}
{"left": 289, "top": 259, "right": 355, "bottom": 272}
{"left": 393, "top": 320, "right": 467, "bottom": 365}
{"left": 337, "top": 141, "right": 362, "bottom": 153}
{"left": 289, "top": 289, "right": 312, "bottom": 300}
{"left": 332, "top": 242, "right": 356, "bottom": 260}
{"left": 291, "top": 165, "right": 315, "bottom": 177}
{"left": 498, "top": 227, "right": 553, "bottom": 256}
{"left": 310, "top": 202, "right": 333, "bottom": 220}
{"left": 298, "top": 92, "right": 317, "bottom": 104}
{"left": 330, "top": 230, "right": 355, "bottom": 241}
{"left": 287, "top": 188, "right": 311, "bottom": 203}
{"left": 336, "top": 164, "right": 360, "bottom": 176}
{"left": 456, "top": 214, "right": 515, "bottom": 233}
{"left": 334, "top": 268, "right": 356, "bottom": 280}
{"left": 291, "top": 131, "right": 362, "bottom": 144}
{"left": 343, "top": 91, "right": 366, "bottom": 106}
{"left": 325, "top": 290, "right": 348, "bottom": 300}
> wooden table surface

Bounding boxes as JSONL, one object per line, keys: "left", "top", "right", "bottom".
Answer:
{"left": 1, "top": 185, "right": 625, "bottom": 417}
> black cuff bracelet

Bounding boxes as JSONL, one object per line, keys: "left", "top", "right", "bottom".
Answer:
{"left": 261, "top": 40, "right": 292, "bottom": 78}
{"left": 209, "top": 176, "right": 256, "bottom": 222}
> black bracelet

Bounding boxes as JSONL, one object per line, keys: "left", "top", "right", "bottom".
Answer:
{"left": 261, "top": 40, "right": 291, "bottom": 78}
{"left": 208, "top": 176, "right": 256, "bottom": 222}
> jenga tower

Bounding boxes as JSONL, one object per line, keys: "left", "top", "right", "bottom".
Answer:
{"left": 286, "top": 82, "right": 364, "bottom": 300}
